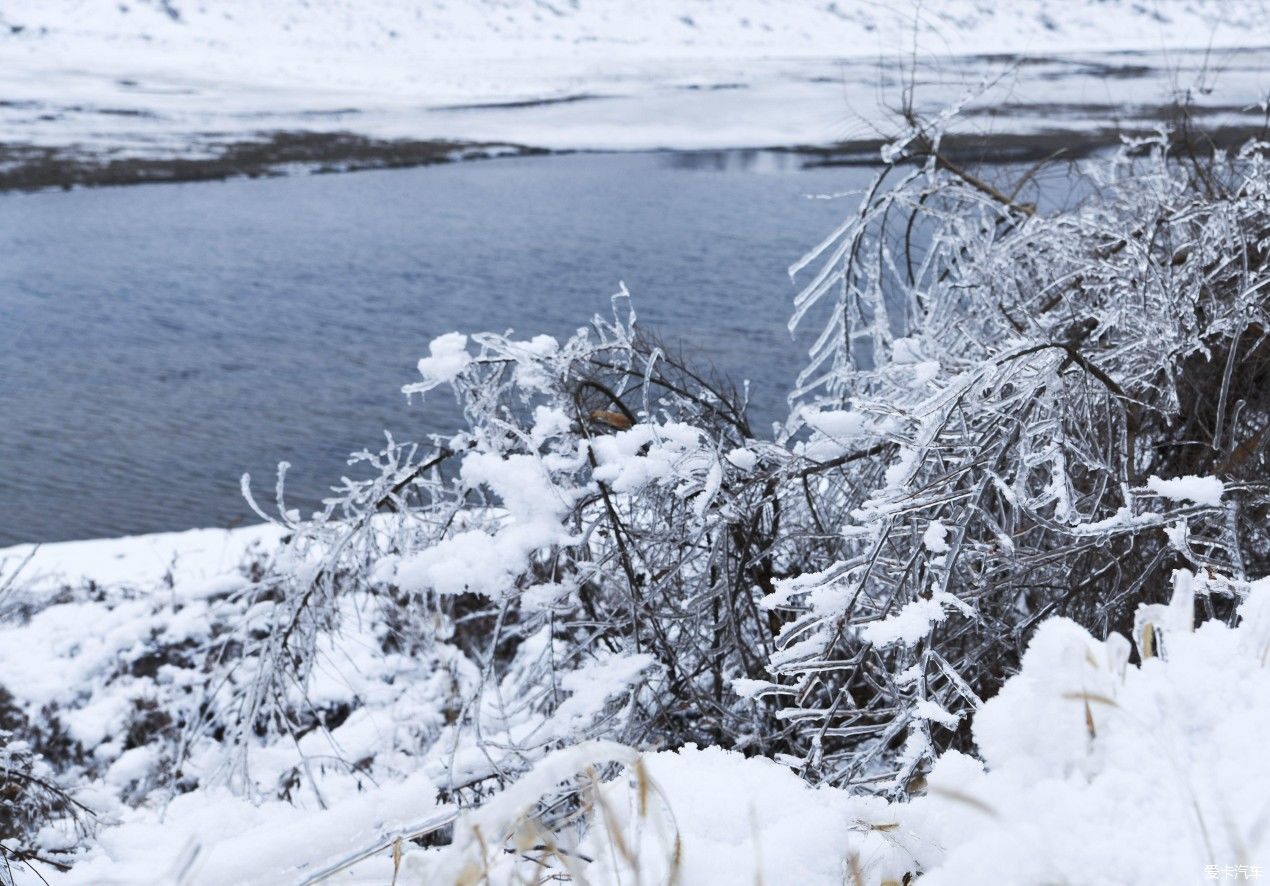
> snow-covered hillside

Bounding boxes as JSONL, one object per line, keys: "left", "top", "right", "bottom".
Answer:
{"left": 2, "top": 0, "right": 1269, "bottom": 181}
{"left": 6, "top": 0, "right": 1268, "bottom": 74}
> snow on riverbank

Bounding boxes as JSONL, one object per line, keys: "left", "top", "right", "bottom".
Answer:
{"left": 0, "top": 522, "right": 655, "bottom": 882}
{"left": 5, "top": 523, "right": 1267, "bottom": 883}
{"left": 7, "top": 0, "right": 1266, "bottom": 78}
{"left": 2, "top": 1, "right": 1268, "bottom": 165}
{"left": 0, "top": 525, "right": 285, "bottom": 596}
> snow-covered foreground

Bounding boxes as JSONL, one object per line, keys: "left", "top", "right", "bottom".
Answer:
{"left": 3, "top": 527, "right": 1267, "bottom": 884}
{"left": 2, "top": 0, "right": 1269, "bottom": 168}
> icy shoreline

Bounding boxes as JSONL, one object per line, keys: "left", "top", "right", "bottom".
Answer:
{"left": 3, "top": 0, "right": 1269, "bottom": 190}
{"left": 0, "top": 524, "right": 285, "bottom": 596}
{"left": 10, "top": 114, "right": 1270, "bottom": 193}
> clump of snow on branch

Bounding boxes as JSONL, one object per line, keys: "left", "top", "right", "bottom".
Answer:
{"left": 1147, "top": 473, "right": 1226, "bottom": 507}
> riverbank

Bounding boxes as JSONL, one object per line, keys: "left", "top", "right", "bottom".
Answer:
{"left": 6, "top": 105, "right": 1269, "bottom": 193}
{"left": 3, "top": 0, "right": 1269, "bottom": 192}
{"left": 0, "top": 134, "right": 544, "bottom": 191}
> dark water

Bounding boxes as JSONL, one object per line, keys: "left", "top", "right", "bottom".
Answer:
{"left": 2, "top": 151, "right": 904, "bottom": 544}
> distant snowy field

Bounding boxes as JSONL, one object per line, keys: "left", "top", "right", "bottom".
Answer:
{"left": 2, "top": 0, "right": 1269, "bottom": 157}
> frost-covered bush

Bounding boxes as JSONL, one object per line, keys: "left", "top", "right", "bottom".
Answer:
{"left": 758, "top": 127, "right": 1270, "bottom": 789}
{"left": 413, "top": 567, "right": 1270, "bottom": 885}
{"left": 139, "top": 124, "right": 1270, "bottom": 811}
{"left": 227, "top": 293, "right": 783, "bottom": 794}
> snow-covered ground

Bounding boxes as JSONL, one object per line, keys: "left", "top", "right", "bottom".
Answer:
{"left": 0, "top": 526, "right": 285, "bottom": 596}
{"left": 3, "top": 528, "right": 1268, "bottom": 884}
{"left": 2, "top": 0, "right": 1269, "bottom": 164}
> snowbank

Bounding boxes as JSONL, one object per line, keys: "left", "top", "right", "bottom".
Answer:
{"left": 55, "top": 772, "right": 444, "bottom": 885}
{"left": 0, "top": 524, "right": 284, "bottom": 595}
{"left": 2, "top": 1, "right": 1268, "bottom": 159}
{"left": 909, "top": 570, "right": 1270, "bottom": 884}
{"left": 5, "top": 525, "right": 1269, "bottom": 883}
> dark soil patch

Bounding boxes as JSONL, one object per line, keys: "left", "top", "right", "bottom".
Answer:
{"left": 793, "top": 122, "right": 1270, "bottom": 167}
{"left": 432, "top": 93, "right": 609, "bottom": 112}
{"left": 0, "top": 130, "right": 547, "bottom": 192}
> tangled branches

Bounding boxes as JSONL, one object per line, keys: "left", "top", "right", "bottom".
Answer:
{"left": 763, "top": 126, "right": 1270, "bottom": 789}
{"left": 0, "top": 733, "right": 93, "bottom": 881}
{"left": 194, "top": 122, "right": 1270, "bottom": 819}
{"left": 224, "top": 291, "right": 787, "bottom": 797}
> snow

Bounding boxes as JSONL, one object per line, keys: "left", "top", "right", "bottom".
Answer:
{"left": 6, "top": 0, "right": 1260, "bottom": 67}
{"left": 804, "top": 408, "right": 868, "bottom": 439}
{"left": 1, "top": 520, "right": 661, "bottom": 884}
{"left": 891, "top": 336, "right": 926, "bottom": 364}
{"left": 730, "top": 677, "right": 784, "bottom": 699}
{"left": 409, "top": 566, "right": 1270, "bottom": 885}
{"left": 5, "top": 5, "right": 1270, "bottom": 880}
{"left": 577, "top": 744, "right": 910, "bottom": 886}
{"left": 60, "top": 771, "right": 444, "bottom": 885}
{"left": 907, "top": 571, "right": 1270, "bottom": 885}
{"left": 1147, "top": 474, "right": 1226, "bottom": 507}
{"left": 5, "top": 513, "right": 1270, "bottom": 884}
{"left": 590, "top": 421, "right": 712, "bottom": 494}
{"left": 725, "top": 447, "right": 757, "bottom": 472}
{"left": 0, "top": 523, "right": 284, "bottom": 595}
{"left": 913, "top": 698, "right": 961, "bottom": 730}
{"left": 406, "top": 741, "right": 910, "bottom": 884}
{"left": 922, "top": 519, "right": 950, "bottom": 554}
{"left": 548, "top": 653, "right": 657, "bottom": 738}
{"left": 406, "top": 332, "right": 472, "bottom": 393}
{"left": 409, "top": 740, "right": 641, "bottom": 883}
{"left": 859, "top": 591, "right": 970, "bottom": 647}
{"left": 392, "top": 449, "right": 581, "bottom": 597}
{"left": 2, "top": 2, "right": 1268, "bottom": 161}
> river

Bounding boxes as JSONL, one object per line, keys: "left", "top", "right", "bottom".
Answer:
{"left": 1, "top": 151, "right": 895, "bottom": 543}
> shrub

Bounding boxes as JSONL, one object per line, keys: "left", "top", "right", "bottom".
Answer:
{"left": 220, "top": 115, "right": 1270, "bottom": 805}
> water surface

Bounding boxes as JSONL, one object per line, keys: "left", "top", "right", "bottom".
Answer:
{"left": 1, "top": 151, "right": 894, "bottom": 543}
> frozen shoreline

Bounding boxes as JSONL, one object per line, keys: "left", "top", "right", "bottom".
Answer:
{"left": 0, "top": 523, "right": 284, "bottom": 595}
{"left": 3, "top": 0, "right": 1269, "bottom": 190}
